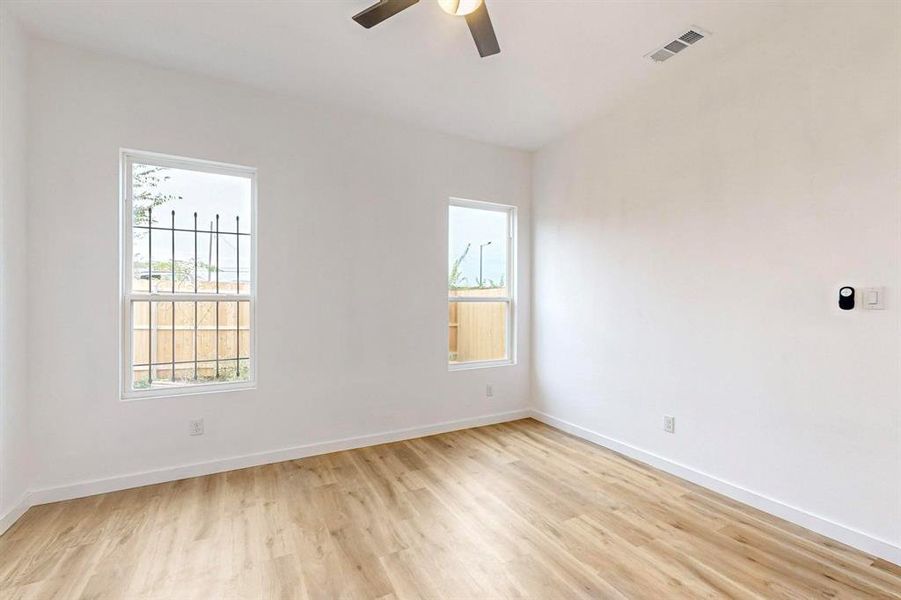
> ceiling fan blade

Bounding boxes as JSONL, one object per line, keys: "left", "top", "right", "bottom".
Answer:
{"left": 464, "top": 1, "right": 500, "bottom": 57}
{"left": 352, "top": 0, "right": 420, "bottom": 29}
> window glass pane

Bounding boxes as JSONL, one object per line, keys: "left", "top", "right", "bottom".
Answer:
{"left": 448, "top": 205, "right": 508, "bottom": 296}
{"left": 154, "top": 301, "right": 174, "bottom": 365}
{"left": 196, "top": 301, "right": 217, "bottom": 361}
{"left": 132, "top": 227, "right": 150, "bottom": 292}
{"left": 137, "top": 227, "right": 197, "bottom": 294}
{"left": 217, "top": 360, "right": 249, "bottom": 383}
{"left": 239, "top": 301, "right": 251, "bottom": 356}
{"left": 132, "top": 301, "right": 150, "bottom": 368}
{"left": 131, "top": 163, "right": 251, "bottom": 295}
{"left": 237, "top": 235, "right": 251, "bottom": 294}
{"left": 133, "top": 366, "right": 150, "bottom": 388}
{"left": 126, "top": 155, "right": 254, "bottom": 395}
{"left": 217, "top": 232, "right": 240, "bottom": 294}
{"left": 173, "top": 231, "right": 198, "bottom": 293}
{"left": 144, "top": 226, "right": 172, "bottom": 293}
{"left": 173, "top": 302, "right": 196, "bottom": 364}
{"left": 196, "top": 361, "right": 218, "bottom": 383}
{"left": 448, "top": 301, "right": 508, "bottom": 364}
{"left": 130, "top": 300, "right": 250, "bottom": 391}
{"left": 196, "top": 231, "right": 216, "bottom": 293}
{"left": 217, "top": 301, "right": 238, "bottom": 360}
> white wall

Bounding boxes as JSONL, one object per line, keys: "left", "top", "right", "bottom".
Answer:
{"left": 25, "top": 40, "right": 530, "bottom": 495}
{"left": 0, "top": 9, "right": 31, "bottom": 527}
{"left": 532, "top": 2, "right": 900, "bottom": 560}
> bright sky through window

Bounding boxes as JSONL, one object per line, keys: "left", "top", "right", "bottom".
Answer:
{"left": 448, "top": 204, "right": 508, "bottom": 290}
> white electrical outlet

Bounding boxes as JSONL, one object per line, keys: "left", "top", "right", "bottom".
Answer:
{"left": 663, "top": 416, "right": 675, "bottom": 434}
{"left": 189, "top": 418, "right": 204, "bottom": 436}
{"left": 486, "top": 384, "right": 494, "bottom": 398}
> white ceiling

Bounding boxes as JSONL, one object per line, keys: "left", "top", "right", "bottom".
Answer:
{"left": 7, "top": 0, "right": 818, "bottom": 150}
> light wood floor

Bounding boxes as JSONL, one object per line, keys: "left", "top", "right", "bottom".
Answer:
{"left": 1, "top": 419, "right": 899, "bottom": 599}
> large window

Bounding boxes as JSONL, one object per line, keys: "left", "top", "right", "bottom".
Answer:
{"left": 448, "top": 199, "right": 515, "bottom": 369}
{"left": 121, "top": 151, "right": 255, "bottom": 398}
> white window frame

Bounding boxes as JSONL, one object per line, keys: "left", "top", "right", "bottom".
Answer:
{"left": 119, "top": 149, "right": 257, "bottom": 400}
{"left": 448, "top": 197, "right": 516, "bottom": 371}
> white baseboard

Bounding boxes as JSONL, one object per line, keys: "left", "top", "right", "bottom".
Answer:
{"left": 0, "top": 492, "right": 31, "bottom": 536}
{"left": 26, "top": 409, "right": 531, "bottom": 508}
{"left": 530, "top": 409, "right": 901, "bottom": 566}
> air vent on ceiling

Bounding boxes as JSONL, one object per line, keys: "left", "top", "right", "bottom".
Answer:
{"left": 646, "top": 27, "right": 709, "bottom": 63}
{"left": 663, "top": 40, "right": 688, "bottom": 54}
{"left": 649, "top": 49, "right": 674, "bottom": 63}
{"left": 679, "top": 30, "right": 705, "bottom": 44}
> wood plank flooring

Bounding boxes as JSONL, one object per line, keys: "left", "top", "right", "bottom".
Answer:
{"left": 1, "top": 419, "right": 898, "bottom": 599}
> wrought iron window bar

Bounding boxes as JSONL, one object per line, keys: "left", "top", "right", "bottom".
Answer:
{"left": 133, "top": 357, "right": 251, "bottom": 368}
{"left": 135, "top": 207, "right": 250, "bottom": 389}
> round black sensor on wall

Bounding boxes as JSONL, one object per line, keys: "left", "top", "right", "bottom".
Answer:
{"left": 839, "top": 286, "right": 855, "bottom": 310}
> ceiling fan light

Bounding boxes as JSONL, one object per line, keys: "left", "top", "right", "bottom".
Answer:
{"left": 438, "top": 0, "right": 482, "bottom": 17}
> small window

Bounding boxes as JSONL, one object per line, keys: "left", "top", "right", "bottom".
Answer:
{"left": 121, "top": 151, "right": 255, "bottom": 398}
{"left": 448, "top": 198, "right": 515, "bottom": 369}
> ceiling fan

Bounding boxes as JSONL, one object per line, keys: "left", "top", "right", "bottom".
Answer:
{"left": 352, "top": 0, "right": 500, "bottom": 58}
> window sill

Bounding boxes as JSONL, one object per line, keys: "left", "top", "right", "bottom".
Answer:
{"left": 120, "top": 380, "right": 256, "bottom": 402}
{"left": 448, "top": 359, "right": 515, "bottom": 372}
